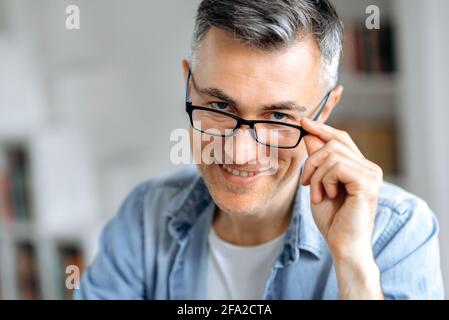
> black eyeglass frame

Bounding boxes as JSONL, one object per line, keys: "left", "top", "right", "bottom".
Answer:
{"left": 185, "top": 69, "right": 332, "bottom": 149}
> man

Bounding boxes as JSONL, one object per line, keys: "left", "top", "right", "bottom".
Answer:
{"left": 76, "top": 0, "right": 444, "bottom": 299}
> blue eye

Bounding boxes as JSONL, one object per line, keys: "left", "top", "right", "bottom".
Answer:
{"left": 210, "top": 102, "right": 229, "bottom": 110}
{"left": 271, "top": 112, "right": 287, "bottom": 121}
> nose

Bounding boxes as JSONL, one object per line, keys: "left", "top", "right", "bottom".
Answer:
{"left": 224, "top": 127, "right": 258, "bottom": 165}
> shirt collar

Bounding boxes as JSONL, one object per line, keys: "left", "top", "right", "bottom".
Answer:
{"left": 167, "top": 169, "right": 324, "bottom": 260}
{"left": 284, "top": 182, "right": 324, "bottom": 261}
{"left": 166, "top": 173, "right": 211, "bottom": 241}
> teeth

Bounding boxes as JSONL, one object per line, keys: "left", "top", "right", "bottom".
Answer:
{"left": 222, "top": 165, "right": 269, "bottom": 177}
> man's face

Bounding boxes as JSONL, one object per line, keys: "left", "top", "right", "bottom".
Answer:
{"left": 185, "top": 28, "right": 332, "bottom": 216}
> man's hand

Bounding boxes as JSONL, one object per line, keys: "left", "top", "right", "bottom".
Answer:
{"left": 300, "top": 117, "right": 384, "bottom": 299}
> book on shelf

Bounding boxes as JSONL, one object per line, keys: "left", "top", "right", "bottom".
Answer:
{"left": 57, "top": 243, "right": 85, "bottom": 300}
{"left": 16, "top": 241, "right": 41, "bottom": 300}
{"left": 342, "top": 19, "right": 396, "bottom": 75}
{"left": 0, "top": 145, "right": 33, "bottom": 224}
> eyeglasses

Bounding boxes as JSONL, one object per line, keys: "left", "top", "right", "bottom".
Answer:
{"left": 185, "top": 69, "right": 332, "bottom": 149}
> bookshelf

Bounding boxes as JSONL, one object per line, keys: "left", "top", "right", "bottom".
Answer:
{"left": 0, "top": 142, "right": 88, "bottom": 299}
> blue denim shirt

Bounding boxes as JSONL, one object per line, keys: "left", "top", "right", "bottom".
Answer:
{"left": 75, "top": 166, "right": 444, "bottom": 299}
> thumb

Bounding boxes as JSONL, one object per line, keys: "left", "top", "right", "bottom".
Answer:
{"left": 304, "top": 134, "right": 325, "bottom": 156}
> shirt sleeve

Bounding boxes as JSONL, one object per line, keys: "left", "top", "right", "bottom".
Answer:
{"left": 374, "top": 198, "right": 445, "bottom": 299}
{"left": 74, "top": 183, "right": 148, "bottom": 299}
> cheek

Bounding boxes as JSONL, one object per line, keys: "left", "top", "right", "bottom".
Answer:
{"left": 277, "top": 143, "right": 307, "bottom": 175}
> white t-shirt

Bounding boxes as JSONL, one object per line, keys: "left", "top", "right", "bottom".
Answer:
{"left": 207, "top": 226, "right": 286, "bottom": 300}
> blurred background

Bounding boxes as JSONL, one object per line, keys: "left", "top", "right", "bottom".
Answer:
{"left": 0, "top": 0, "right": 447, "bottom": 299}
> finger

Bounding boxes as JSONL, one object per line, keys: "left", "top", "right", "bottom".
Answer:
{"left": 321, "top": 161, "right": 380, "bottom": 198}
{"left": 309, "top": 154, "right": 366, "bottom": 203}
{"left": 301, "top": 140, "right": 374, "bottom": 186}
{"left": 310, "top": 173, "right": 325, "bottom": 204}
{"left": 301, "top": 118, "right": 363, "bottom": 157}
{"left": 303, "top": 134, "right": 325, "bottom": 156}
{"left": 309, "top": 154, "right": 344, "bottom": 202}
{"left": 320, "top": 164, "right": 341, "bottom": 202}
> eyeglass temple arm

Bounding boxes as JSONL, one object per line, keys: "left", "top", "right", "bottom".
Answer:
{"left": 301, "top": 90, "right": 332, "bottom": 138}
{"left": 185, "top": 69, "right": 192, "bottom": 103}
{"left": 312, "top": 90, "right": 332, "bottom": 121}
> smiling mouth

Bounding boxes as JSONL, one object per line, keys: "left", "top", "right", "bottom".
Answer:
{"left": 220, "top": 164, "right": 275, "bottom": 177}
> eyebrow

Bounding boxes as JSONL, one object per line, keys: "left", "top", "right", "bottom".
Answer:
{"left": 198, "top": 87, "right": 237, "bottom": 106}
{"left": 196, "top": 85, "right": 308, "bottom": 114}
{"left": 261, "top": 102, "right": 307, "bottom": 113}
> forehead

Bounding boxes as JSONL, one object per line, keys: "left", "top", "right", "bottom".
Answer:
{"left": 193, "top": 27, "right": 324, "bottom": 97}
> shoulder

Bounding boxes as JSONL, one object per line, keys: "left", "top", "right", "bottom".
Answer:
{"left": 377, "top": 181, "right": 430, "bottom": 215}
{"left": 371, "top": 182, "right": 444, "bottom": 298}
{"left": 75, "top": 168, "right": 201, "bottom": 299}
{"left": 372, "top": 181, "right": 439, "bottom": 261}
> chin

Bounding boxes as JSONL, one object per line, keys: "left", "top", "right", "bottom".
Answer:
{"left": 212, "top": 193, "right": 265, "bottom": 216}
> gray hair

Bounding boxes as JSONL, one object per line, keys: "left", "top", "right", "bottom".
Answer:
{"left": 191, "top": 0, "right": 344, "bottom": 87}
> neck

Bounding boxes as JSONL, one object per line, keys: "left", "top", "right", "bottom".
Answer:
{"left": 212, "top": 177, "right": 298, "bottom": 246}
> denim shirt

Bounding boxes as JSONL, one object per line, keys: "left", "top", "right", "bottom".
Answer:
{"left": 75, "top": 166, "right": 444, "bottom": 299}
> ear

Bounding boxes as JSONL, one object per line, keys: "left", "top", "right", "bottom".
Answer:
{"left": 316, "top": 85, "right": 344, "bottom": 123}
{"left": 182, "top": 59, "right": 190, "bottom": 82}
